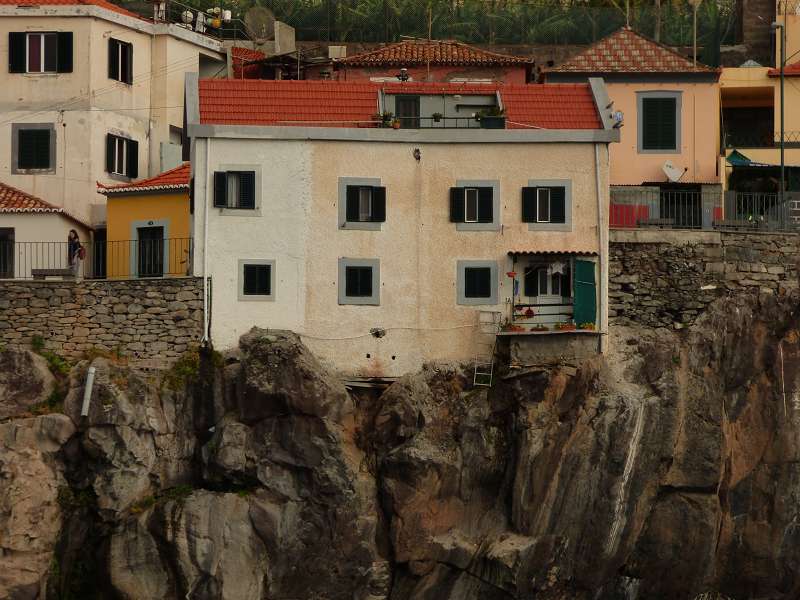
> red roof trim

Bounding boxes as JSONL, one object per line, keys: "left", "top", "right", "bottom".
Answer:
{"left": 339, "top": 39, "right": 530, "bottom": 67}
{"left": 98, "top": 162, "right": 190, "bottom": 194}
{"left": 0, "top": 181, "right": 90, "bottom": 227}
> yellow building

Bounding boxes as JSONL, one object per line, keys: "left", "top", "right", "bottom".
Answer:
{"left": 720, "top": 7, "right": 800, "bottom": 191}
{"left": 98, "top": 163, "right": 191, "bottom": 279}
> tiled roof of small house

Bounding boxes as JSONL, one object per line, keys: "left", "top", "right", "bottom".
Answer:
{"left": 0, "top": 181, "right": 89, "bottom": 226}
{"left": 98, "top": 162, "right": 190, "bottom": 194}
{"left": 0, "top": 0, "right": 142, "bottom": 19}
{"left": 197, "top": 79, "right": 602, "bottom": 129}
{"left": 338, "top": 39, "right": 530, "bottom": 67}
{"left": 547, "top": 27, "right": 717, "bottom": 74}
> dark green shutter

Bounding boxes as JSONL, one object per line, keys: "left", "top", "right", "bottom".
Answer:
{"left": 238, "top": 171, "right": 255, "bottom": 208}
{"left": 346, "top": 266, "right": 371, "bottom": 297}
{"left": 550, "top": 187, "right": 566, "bottom": 223}
{"left": 105, "top": 134, "right": 115, "bottom": 173}
{"left": 573, "top": 259, "right": 596, "bottom": 325}
{"left": 189, "top": 178, "right": 194, "bottom": 214}
{"left": 371, "top": 186, "right": 386, "bottom": 222}
{"left": 18, "top": 130, "right": 50, "bottom": 169}
{"left": 123, "top": 42, "right": 133, "bottom": 84}
{"left": 56, "top": 32, "right": 72, "bottom": 73}
{"left": 126, "top": 139, "right": 138, "bottom": 178}
{"left": 345, "top": 186, "right": 359, "bottom": 221}
{"left": 449, "top": 187, "right": 465, "bottom": 222}
{"left": 44, "top": 34, "right": 58, "bottom": 72}
{"left": 465, "top": 267, "right": 491, "bottom": 298}
{"left": 477, "top": 187, "right": 493, "bottom": 223}
{"left": 521, "top": 187, "right": 537, "bottom": 222}
{"left": 642, "top": 97, "right": 676, "bottom": 151}
{"left": 108, "top": 39, "right": 119, "bottom": 80}
{"left": 9, "top": 33, "right": 25, "bottom": 73}
{"left": 213, "top": 172, "right": 227, "bottom": 207}
{"left": 523, "top": 268, "right": 538, "bottom": 297}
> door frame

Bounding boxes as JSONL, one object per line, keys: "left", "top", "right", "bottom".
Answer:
{"left": 130, "top": 219, "right": 169, "bottom": 278}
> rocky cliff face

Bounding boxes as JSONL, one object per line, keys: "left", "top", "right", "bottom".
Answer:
{"left": 3, "top": 291, "right": 800, "bottom": 599}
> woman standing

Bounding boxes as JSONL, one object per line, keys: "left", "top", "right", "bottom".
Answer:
{"left": 67, "top": 229, "right": 83, "bottom": 278}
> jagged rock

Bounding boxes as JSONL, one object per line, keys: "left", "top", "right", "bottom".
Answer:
{"left": 0, "top": 414, "right": 75, "bottom": 599}
{"left": 0, "top": 347, "right": 55, "bottom": 419}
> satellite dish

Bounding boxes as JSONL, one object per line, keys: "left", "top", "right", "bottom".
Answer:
{"left": 244, "top": 6, "right": 275, "bottom": 45}
{"left": 663, "top": 160, "right": 686, "bottom": 182}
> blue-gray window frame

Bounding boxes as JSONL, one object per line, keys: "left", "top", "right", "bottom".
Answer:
{"left": 637, "top": 91, "right": 682, "bottom": 154}
{"left": 456, "top": 260, "right": 498, "bottom": 305}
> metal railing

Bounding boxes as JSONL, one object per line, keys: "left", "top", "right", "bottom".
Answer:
{"left": 611, "top": 189, "right": 800, "bottom": 232}
{"left": 0, "top": 239, "right": 192, "bottom": 280}
{"left": 722, "top": 130, "right": 800, "bottom": 149}
{"left": 379, "top": 115, "right": 498, "bottom": 129}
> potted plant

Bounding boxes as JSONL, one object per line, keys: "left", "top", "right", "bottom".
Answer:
{"left": 524, "top": 307, "right": 534, "bottom": 318}
{"left": 477, "top": 106, "right": 506, "bottom": 129}
{"left": 392, "top": 118, "right": 401, "bottom": 129}
{"left": 375, "top": 112, "right": 394, "bottom": 127}
{"left": 555, "top": 321, "right": 577, "bottom": 331}
{"left": 578, "top": 322, "right": 596, "bottom": 331}
{"left": 432, "top": 112, "right": 443, "bottom": 123}
{"left": 506, "top": 271, "right": 517, "bottom": 278}
{"left": 531, "top": 324, "right": 549, "bottom": 332}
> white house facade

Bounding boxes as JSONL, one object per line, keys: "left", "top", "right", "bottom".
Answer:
{"left": 186, "top": 77, "right": 619, "bottom": 377}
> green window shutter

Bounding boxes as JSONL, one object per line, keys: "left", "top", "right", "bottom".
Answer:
{"left": 523, "top": 267, "right": 538, "bottom": 297}
{"left": 56, "top": 32, "right": 72, "bottom": 73}
{"left": 105, "top": 134, "right": 115, "bottom": 173}
{"left": 345, "top": 186, "right": 359, "bottom": 221}
{"left": 521, "top": 187, "right": 537, "bottom": 222}
{"left": 213, "top": 172, "right": 227, "bottom": 207}
{"left": 371, "top": 186, "right": 386, "bottom": 222}
{"left": 109, "top": 39, "right": 119, "bottom": 80}
{"left": 238, "top": 171, "right": 255, "bottom": 208}
{"left": 573, "top": 259, "right": 596, "bottom": 325}
{"left": 18, "top": 129, "right": 50, "bottom": 169}
{"left": 449, "top": 187, "right": 465, "bottom": 222}
{"left": 126, "top": 139, "right": 138, "bottom": 179}
{"left": 550, "top": 187, "right": 566, "bottom": 223}
{"left": 9, "top": 33, "right": 26, "bottom": 73}
{"left": 642, "top": 97, "right": 676, "bottom": 151}
{"left": 477, "top": 187, "right": 493, "bottom": 223}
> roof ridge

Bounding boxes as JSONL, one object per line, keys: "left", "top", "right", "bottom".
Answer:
{"left": 338, "top": 38, "right": 529, "bottom": 66}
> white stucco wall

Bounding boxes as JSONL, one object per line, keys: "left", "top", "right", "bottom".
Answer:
{"left": 0, "top": 10, "right": 223, "bottom": 226}
{"left": 195, "top": 136, "right": 610, "bottom": 377}
{"left": 0, "top": 212, "right": 90, "bottom": 278}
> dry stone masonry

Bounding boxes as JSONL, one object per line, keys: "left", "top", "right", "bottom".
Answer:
{"left": 609, "top": 231, "right": 800, "bottom": 328}
{"left": 0, "top": 277, "right": 203, "bottom": 363}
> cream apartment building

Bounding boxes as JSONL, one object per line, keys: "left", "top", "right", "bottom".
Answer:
{"left": 0, "top": 0, "right": 225, "bottom": 229}
{"left": 187, "top": 77, "right": 618, "bottom": 377}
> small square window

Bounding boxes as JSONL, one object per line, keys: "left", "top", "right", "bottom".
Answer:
{"left": 338, "top": 258, "right": 380, "bottom": 305}
{"left": 465, "top": 188, "right": 479, "bottom": 223}
{"left": 238, "top": 259, "right": 275, "bottom": 301}
{"left": 106, "top": 134, "right": 138, "bottom": 178}
{"left": 537, "top": 188, "right": 550, "bottom": 223}
{"left": 464, "top": 267, "right": 491, "bottom": 298}
{"left": 18, "top": 129, "right": 51, "bottom": 170}
{"left": 213, "top": 171, "right": 256, "bottom": 209}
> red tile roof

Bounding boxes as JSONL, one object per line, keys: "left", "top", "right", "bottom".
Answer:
{"left": 503, "top": 84, "right": 601, "bottom": 129}
{"left": 1, "top": 0, "right": 142, "bottom": 19}
{"left": 768, "top": 61, "right": 800, "bottom": 77}
{"left": 199, "top": 80, "right": 380, "bottom": 126}
{"left": 339, "top": 39, "right": 530, "bottom": 67}
{"left": 231, "top": 46, "right": 266, "bottom": 79}
{"left": 0, "top": 181, "right": 89, "bottom": 226}
{"left": 98, "top": 162, "right": 190, "bottom": 194}
{"left": 198, "top": 79, "right": 601, "bottom": 129}
{"left": 548, "top": 27, "right": 717, "bottom": 74}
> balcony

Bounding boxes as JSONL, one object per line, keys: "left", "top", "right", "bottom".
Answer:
{"left": 0, "top": 239, "right": 192, "bottom": 280}
{"left": 610, "top": 189, "right": 800, "bottom": 231}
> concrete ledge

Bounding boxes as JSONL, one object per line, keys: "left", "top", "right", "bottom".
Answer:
{"left": 499, "top": 331, "right": 601, "bottom": 366}
{"left": 610, "top": 229, "right": 721, "bottom": 245}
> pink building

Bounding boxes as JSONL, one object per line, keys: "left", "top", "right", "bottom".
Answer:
{"left": 311, "top": 39, "right": 532, "bottom": 84}
{"left": 546, "top": 28, "right": 722, "bottom": 229}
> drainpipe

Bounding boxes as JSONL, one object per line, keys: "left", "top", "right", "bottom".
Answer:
{"left": 201, "top": 137, "right": 211, "bottom": 344}
{"left": 594, "top": 142, "right": 608, "bottom": 353}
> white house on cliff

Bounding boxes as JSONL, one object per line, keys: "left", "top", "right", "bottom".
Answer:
{"left": 185, "top": 76, "right": 619, "bottom": 377}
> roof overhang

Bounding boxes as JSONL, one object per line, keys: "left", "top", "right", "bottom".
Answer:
{"left": 546, "top": 71, "right": 720, "bottom": 84}
{"left": 100, "top": 184, "right": 189, "bottom": 197}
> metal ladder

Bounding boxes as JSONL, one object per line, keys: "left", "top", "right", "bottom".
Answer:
{"left": 473, "top": 311, "right": 501, "bottom": 387}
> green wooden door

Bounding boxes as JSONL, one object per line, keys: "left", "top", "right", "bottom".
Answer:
{"left": 573, "top": 259, "right": 596, "bottom": 326}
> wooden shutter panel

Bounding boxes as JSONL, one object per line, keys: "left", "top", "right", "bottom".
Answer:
{"left": 126, "top": 139, "right": 138, "bottom": 178}
{"left": 524, "top": 268, "right": 538, "bottom": 297}
{"left": 573, "top": 260, "right": 596, "bottom": 325}
{"left": 105, "top": 134, "right": 115, "bottom": 173}
{"left": 189, "top": 178, "right": 194, "bottom": 215}
{"left": 108, "top": 39, "right": 119, "bottom": 80}
{"left": 477, "top": 187, "right": 493, "bottom": 223}
{"left": 371, "top": 186, "right": 386, "bottom": 222}
{"left": 550, "top": 187, "right": 566, "bottom": 223}
{"left": 9, "top": 33, "right": 26, "bottom": 73}
{"left": 238, "top": 171, "right": 255, "bottom": 209}
{"left": 213, "top": 172, "right": 227, "bottom": 207}
{"left": 449, "top": 187, "right": 465, "bottom": 222}
{"left": 123, "top": 42, "right": 133, "bottom": 84}
{"left": 56, "top": 32, "right": 72, "bottom": 73}
{"left": 345, "top": 186, "right": 359, "bottom": 221}
{"left": 642, "top": 97, "right": 676, "bottom": 150}
{"left": 521, "top": 187, "right": 537, "bottom": 222}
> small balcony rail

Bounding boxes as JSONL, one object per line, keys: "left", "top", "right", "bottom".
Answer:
{"left": 611, "top": 189, "right": 800, "bottom": 232}
{"left": 374, "top": 115, "right": 505, "bottom": 129}
{"left": 722, "top": 131, "right": 800, "bottom": 149}
{"left": 0, "top": 238, "right": 192, "bottom": 280}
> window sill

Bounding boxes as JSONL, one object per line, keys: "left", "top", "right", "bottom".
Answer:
{"left": 339, "top": 221, "right": 382, "bottom": 231}
{"left": 527, "top": 222, "right": 572, "bottom": 232}
{"left": 456, "top": 222, "right": 501, "bottom": 232}
{"left": 637, "top": 148, "right": 680, "bottom": 154}
{"left": 238, "top": 294, "right": 275, "bottom": 302}
{"left": 107, "top": 172, "right": 133, "bottom": 183}
{"left": 12, "top": 167, "right": 55, "bottom": 174}
{"left": 21, "top": 72, "right": 60, "bottom": 77}
{"left": 339, "top": 298, "right": 380, "bottom": 306}
{"left": 108, "top": 78, "right": 133, "bottom": 86}
{"left": 219, "top": 207, "right": 261, "bottom": 217}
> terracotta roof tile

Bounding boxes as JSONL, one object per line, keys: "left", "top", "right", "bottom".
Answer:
{"left": 0, "top": 0, "right": 142, "bottom": 19}
{"left": 339, "top": 39, "right": 530, "bottom": 67}
{"left": 768, "top": 61, "right": 800, "bottom": 77}
{"left": 0, "top": 181, "right": 89, "bottom": 226}
{"left": 98, "top": 162, "right": 190, "bottom": 194}
{"left": 198, "top": 79, "right": 601, "bottom": 129}
{"left": 548, "top": 27, "right": 716, "bottom": 74}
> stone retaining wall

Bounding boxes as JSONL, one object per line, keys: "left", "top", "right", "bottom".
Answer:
{"left": 609, "top": 230, "right": 800, "bottom": 329}
{"left": 0, "top": 277, "right": 204, "bottom": 363}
